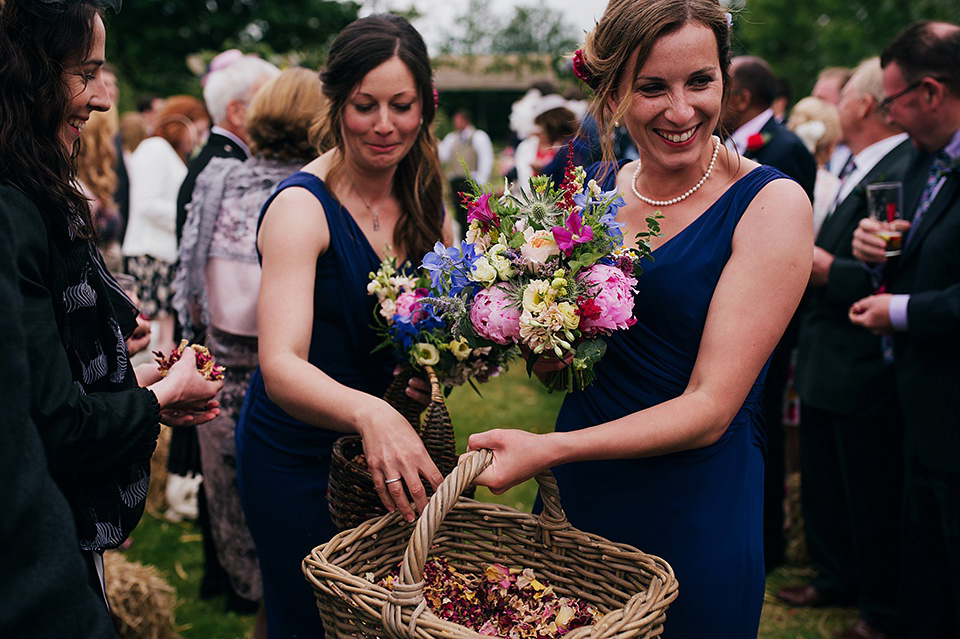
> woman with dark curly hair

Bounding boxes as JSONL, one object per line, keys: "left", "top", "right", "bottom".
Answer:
{"left": 0, "top": 0, "right": 222, "bottom": 610}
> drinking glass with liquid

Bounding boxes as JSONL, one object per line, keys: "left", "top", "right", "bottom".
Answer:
{"left": 867, "top": 182, "right": 903, "bottom": 257}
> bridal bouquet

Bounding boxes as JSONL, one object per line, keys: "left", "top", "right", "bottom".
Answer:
{"left": 422, "top": 153, "right": 659, "bottom": 391}
{"left": 368, "top": 257, "right": 516, "bottom": 390}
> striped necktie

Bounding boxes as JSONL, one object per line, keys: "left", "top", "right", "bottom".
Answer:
{"left": 906, "top": 152, "right": 951, "bottom": 246}
{"left": 826, "top": 156, "right": 857, "bottom": 218}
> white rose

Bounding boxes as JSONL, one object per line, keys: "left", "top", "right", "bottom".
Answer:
{"left": 469, "top": 256, "right": 498, "bottom": 285}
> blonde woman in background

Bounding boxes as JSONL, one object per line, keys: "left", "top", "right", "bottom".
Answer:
{"left": 78, "top": 108, "right": 124, "bottom": 272}
{"left": 123, "top": 95, "right": 210, "bottom": 355}
{"left": 788, "top": 96, "right": 843, "bottom": 234}
{"left": 172, "top": 67, "right": 325, "bottom": 629}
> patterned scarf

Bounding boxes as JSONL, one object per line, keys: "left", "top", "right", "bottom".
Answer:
{"left": 58, "top": 217, "right": 156, "bottom": 552}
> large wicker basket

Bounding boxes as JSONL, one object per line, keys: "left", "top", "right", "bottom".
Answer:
{"left": 304, "top": 449, "right": 678, "bottom": 639}
{"left": 327, "top": 365, "right": 460, "bottom": 531}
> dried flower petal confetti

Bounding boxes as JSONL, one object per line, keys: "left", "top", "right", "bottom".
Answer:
{"left": 378, "top": 557, "right": 603, "bottom": 637}
{"left": 154, "top": 339, "right": 226, "bottom": 381}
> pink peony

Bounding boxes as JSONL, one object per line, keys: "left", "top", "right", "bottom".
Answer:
{"left": 395, "top": 289, "right": 428, "bottom": 322}
{"left": 576, "top": 264, "right": 637, "bottom": 336}
{"left": 470, "top": 284, "right": 521, "bottom": 345}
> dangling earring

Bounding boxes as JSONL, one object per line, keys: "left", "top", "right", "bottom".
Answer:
{"left": 613, "top": 120, "right": 620, "bottom": 128}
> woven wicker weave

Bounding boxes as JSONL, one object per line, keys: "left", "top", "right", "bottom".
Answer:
{"left": 305, "top": 449, "right": 678, "bottom": 639}
{"left": 328, "top": 365, "right": 459, "bottom": 531}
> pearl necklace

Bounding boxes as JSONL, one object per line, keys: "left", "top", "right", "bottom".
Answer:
{"left": 631, "top": 135, "right": 721, "bottom": 207}
{"left": 349, "top": 177, "right": 382, "bottom": 231}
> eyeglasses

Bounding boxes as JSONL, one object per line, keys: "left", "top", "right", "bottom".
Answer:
{"left": 878, "top": 77, "right": 946, "bottom": 112}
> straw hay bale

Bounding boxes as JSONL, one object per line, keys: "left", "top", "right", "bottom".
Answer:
{"left": 104, "top": 551, "right": 179, "bottom": 639}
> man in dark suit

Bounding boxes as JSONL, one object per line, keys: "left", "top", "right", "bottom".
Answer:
{"left": 851, "top": 21, "right": 960, "bottom": 639}
{"left": 175, "top": 55, "right": 279, "bottom": 243}
{"left": 779, "top": 57, "right": 911, "bottom": 639}
{"left": 723, "top": 55, "right": 818, "bottom": 200}
{"left": 170, "top": 53, "right": 278, "bottom": 612}
{"left": 721, "top": 54, "right": 818, "bottom": 573}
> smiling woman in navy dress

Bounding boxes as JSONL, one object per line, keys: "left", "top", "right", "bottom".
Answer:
{"left": 468, "top": 1, "right": 812, "bottom": 637}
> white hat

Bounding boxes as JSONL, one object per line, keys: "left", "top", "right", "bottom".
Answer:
{"left": 530, "top": 93, "right": 571, "bottom": 120}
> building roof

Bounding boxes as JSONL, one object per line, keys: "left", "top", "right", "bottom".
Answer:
{"left": 432, "top": 53, "right": 562, "bottom": 91}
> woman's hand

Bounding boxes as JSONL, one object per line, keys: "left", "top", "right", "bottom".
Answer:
{"left": 358, "top": 402, "right": 445, "bottom": 522}
{"left": 465, "top": 428, "right": 551, "bottom": 494}
{"left": 519, "top": 345, "right": 573, "bottom": 383}
{"left": 149, "top": 347, "right": 223, "bottom": 426}
{"left": 126, "top": 313, "right": 151, "bottom": 355}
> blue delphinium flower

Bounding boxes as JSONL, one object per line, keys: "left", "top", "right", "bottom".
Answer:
{"left": 390, "top": 314, "right": 419, "bottom": 351}
{"left": 421, "top": 241, "right": 479, "bottom": 295}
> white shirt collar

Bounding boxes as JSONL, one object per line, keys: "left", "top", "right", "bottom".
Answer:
{"left": 836, "top": 132, "right": 910, "bottom": 205}
{"left": 211, "top": 125, "right": 250, "bottom": 157}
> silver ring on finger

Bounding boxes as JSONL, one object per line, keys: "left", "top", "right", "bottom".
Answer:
{"left": 384, "top": 477, "right": 402, "bottom": 484}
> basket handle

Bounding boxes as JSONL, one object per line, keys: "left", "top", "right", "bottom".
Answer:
{"left": 381, "top": 449, "right": 569, "bottom": 637}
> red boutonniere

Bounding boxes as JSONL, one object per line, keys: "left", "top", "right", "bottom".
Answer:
{"left": 745, "top": 133, "right": 771, "bottom": 153}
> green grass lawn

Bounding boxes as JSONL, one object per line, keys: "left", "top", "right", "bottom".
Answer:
{"left": 121, "top": 366, "right": 856, "bottom": 638}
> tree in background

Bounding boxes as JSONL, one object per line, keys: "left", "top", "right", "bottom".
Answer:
{"left": 733, "top": 0, "right": 960, "bottom": 102}
{"left": 438, "top": 0, "right": 578, "bottom": 56}
{"left": 106, "top": 0, "right": 359, "bottom": 100}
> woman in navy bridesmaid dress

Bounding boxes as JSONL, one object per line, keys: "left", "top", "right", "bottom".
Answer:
{"left": 468, "top": 2, "right": 813, "bottom": 638}
{"left": 235, "top": 15, "right": 451, "bottom": 639}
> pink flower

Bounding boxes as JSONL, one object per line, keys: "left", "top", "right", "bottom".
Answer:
{"left": 576, "top": 264, "right": 637, "bottom": 336}
{"left": 470, "top": 284, "right": 520, "bottom": 345}
{"left": 552, "top": 211, "right": 594, "bottom": 256}
{"left": 467, "top": 193, "right": 498, "bottom": 227}
{"left": 395, "top": 289, "right": 428, "bottom": 322}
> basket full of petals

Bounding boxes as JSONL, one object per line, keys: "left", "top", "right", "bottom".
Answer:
{"left": 305, "top": 449, "right": 678, "bottom": 639}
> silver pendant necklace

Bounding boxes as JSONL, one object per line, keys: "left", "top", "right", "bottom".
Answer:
{"left": 349, "top": 177, "right": 381, "bottom": 231}
{"left": 632, "top": 135, "right": 721, "bottom": 207}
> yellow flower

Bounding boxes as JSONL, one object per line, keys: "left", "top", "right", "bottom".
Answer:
{"left": 413, "top": 342, "right": 440, "bottom": 366}
{"left": 448, "top": 338, "right": 472, "bottom": 361}
{"left": 557, "top": 301, "right": 580, "bottom": 330}
{"left": 522, "top": 279, "right": 553, "bottom": 314}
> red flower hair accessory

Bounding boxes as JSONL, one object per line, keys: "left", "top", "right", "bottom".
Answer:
{"left": 433, "top": 87, "right": 439, "bottom": 110}
{"left": 572, "top": 49, "right": 599, "bottom": 91}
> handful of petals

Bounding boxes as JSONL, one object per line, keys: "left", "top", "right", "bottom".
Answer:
{"left": 154, "top": 339, "right": 226, "bottom": 381}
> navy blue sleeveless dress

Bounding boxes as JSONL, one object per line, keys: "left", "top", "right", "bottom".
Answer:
{"left": 552, "top": 164, "right": 786, "bottom": 639}
{"left": 236, "top": 172, "right": 399, "bottom": 639}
